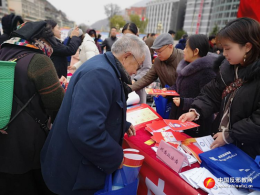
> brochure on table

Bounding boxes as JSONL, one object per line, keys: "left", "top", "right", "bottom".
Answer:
{"left": 126, "top": 104, "right": 162, "bottom": 130}
{"left": 145, "top": 88, "right": 180, "bottom": 96}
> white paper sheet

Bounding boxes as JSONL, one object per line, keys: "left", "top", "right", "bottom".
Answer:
{"left": 195, "top": 135, "right": 215, "bottom": 152}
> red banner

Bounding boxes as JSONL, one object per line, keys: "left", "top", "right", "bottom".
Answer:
{"left": 237, "top": 0, "right": 260, "bottom": 22}
{"left": 195, "top": 0, "right": 204, "bottom": 34}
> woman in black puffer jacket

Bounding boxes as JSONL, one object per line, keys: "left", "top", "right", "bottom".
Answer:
{"left": 179, "top": 18, "right": 260, "bottom": 159}
{"left": 45, "top": 20, "right": 82, "bottom": 78}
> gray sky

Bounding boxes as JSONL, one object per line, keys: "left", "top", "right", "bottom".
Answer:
{"left": 49, "top": 0, "right": 142, "bottom": 25}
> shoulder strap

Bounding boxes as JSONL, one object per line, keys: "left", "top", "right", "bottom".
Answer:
{"left": 8, "top": 53, "right": 29, "bottom": 62}
{"left": 0, "top": 53, "right": 35, "bottom": 134}
{"left": 13, "top": 94, "right": 49, "bottom": 136}
{"left": 0, "top": 94, "right": 35, "bottom": 134}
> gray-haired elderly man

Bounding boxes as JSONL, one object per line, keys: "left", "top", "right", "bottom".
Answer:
{"left": 41, "top": 34, "right": 146, "bottom": 195}
{"left": 130, "top": 33, "right": 183, "bottom": 92}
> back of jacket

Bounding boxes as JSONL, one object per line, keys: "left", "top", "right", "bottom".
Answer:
{"left": 41, "top": 52, "right": 130, "bottom": 195}
{"left": 51, "top": 36, "right": 82, "bottom": 78}
{"left": 0, "top": 45, "right": 48, "bottom": 174}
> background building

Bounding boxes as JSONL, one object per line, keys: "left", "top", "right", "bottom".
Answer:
{"left": 146, "top": 0, "right": 187, "bottom": 34}
{"left": 45, "top": 0, "right": 74, "bottom": 29}
{"left": 0, "top": 0, "right": 9, "bottom": 19}
{"left": 183, "top": 0, "right": 240, "bottom": 36}
{"left": 8, "top": 0, "right": 45, "bottom": 21}
{"left": 1, "top": 0, "right": 74, "bottom": 28}
{"left": 183, "top": 0, "right": 214, "bottom": 35}
{"left": 126, "top": 6, "right": 146, "bottom": 19}
{"left": 209, "top": 0, "right": 240, "bottom": 33}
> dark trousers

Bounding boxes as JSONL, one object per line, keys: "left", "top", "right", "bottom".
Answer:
{"left": 0, "top": 169, "right": 56, "bottom": 195}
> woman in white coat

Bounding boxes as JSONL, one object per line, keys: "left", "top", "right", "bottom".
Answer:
{"left": 68, "top": 33, "right": 99, "bottom": 72}
{"left": 122, "top": 22, "right": 152, "bottom": 103}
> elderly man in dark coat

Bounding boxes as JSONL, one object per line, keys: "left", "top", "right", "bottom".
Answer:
{"left": 41, "top": 34, "right": 146, "bottom": 195}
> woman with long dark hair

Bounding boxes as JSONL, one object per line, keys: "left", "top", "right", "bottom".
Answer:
{"left": 180, "top": 18, "right": 260, "bottom": 159}
{"left": 45, "top": 20, "right": 82, "bottom": 78}
{"left": 87, "top": 29, "right": 102, "bottom": 54}
{"left": 167, "top": 34, "right": 217, "bottom": 137}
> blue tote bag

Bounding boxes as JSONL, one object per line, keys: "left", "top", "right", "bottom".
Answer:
{"left": 154, "top": 95, "right": 172, "bottom": 119}
{"left": 94, "top": 169, "right": 138, "bottom": 195}
{"left": 199, "top": 144, "right": 260, "bottom": 190}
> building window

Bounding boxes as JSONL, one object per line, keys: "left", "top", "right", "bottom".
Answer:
{"left": 226, "top": 5, "right": 231, "bottom": 10}
{"left": 224, "top": 12, "right": 230, "bottom": 17}
{"left": 232, "top": 4, "right": 238, "bottom": 10}
{"left": 231, "top": 12, "right": 237, "bottom": 17}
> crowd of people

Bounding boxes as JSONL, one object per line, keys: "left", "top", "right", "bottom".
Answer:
{"left": 0, "top": 12, "right": 259, "bottom": 195}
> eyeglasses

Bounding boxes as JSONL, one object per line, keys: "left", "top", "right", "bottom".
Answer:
{"left": 125, "top": 51, "right": 143, "bottom": 71}
{"left": 132, "top": 53, "right": 143, "bottom": 71}
{"left": 155, "top": 45, "right": 169, "bottom": 54}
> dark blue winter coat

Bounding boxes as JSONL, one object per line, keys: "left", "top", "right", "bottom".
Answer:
{"left": 41, "top": 52, "right": 131, "bottom": 195}
{"left": 175, "top": 38, "right": 186, "bottom": 50}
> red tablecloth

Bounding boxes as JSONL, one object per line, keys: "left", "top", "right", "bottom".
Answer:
{"left": 123, "top": 127, "right": 207, "bottom": 195}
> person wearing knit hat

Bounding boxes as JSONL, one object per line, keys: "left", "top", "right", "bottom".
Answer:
{"left": 0, "top": 13, "right": 24, "bottom": 45}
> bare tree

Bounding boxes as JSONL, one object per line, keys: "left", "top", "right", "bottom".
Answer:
{"left": 104, "top": 3, "right": 121, "bottom": 20}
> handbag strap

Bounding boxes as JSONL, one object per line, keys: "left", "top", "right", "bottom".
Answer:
{"left": 0, "top": 94, "right": 35, "bottom": 134}
{"left": 119, "top": 169, "right": 128, "bottom": 186}
{"left": 0, "top": 53, "right": 30, "bottom": 134}
{"left": 13, "top": 94, "right": 49, "bottom": 136}
{"left": 106, "top": 169, "right": 128, "bottom": 191}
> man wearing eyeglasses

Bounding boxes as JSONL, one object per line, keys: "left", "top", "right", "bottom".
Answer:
{"left": 41, "top": 34, "right": 146, "bottom": 195}
{"left": 130, "top": 33, "right": 183, "bottom": 92}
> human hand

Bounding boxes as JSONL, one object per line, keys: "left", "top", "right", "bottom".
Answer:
{"left": 59, "top": 76, "right": 67, "bottom": 85}
{"left": 70, "top": 26, "right": 79, "bottom": 37}
{"left": 68, "top": 65, "right": 76, "bottom": 71}
{"left": 161, "top": 88, "right": 167, "bottom": 97}
{"left": 178, "top": 111, "right": 197, "bottom": 122}
{"left": 127, "top": 124, "right": 136, "bottom": 137}
{"left": 132, "top": 80, "right": 135, "bottom": 84}
{"left": 173, "top": 97, "right": 180, "bottom": 107}
{"left": 210, "top": 132, "right": 226, "bottom": 149}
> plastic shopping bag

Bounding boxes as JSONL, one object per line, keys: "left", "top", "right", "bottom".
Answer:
{"left": 154, "top": 95, "right": 172, "bottom": 119}
{"left": 199, "top": 144, "right": 260, "bottom": 190}
{"left": 94, "top": 169, "right": 138, "bottom": 195}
